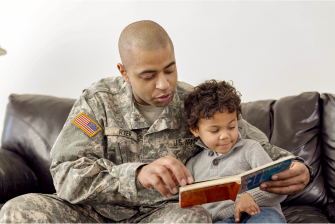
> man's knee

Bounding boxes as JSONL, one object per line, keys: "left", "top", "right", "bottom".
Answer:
{"left": 0, "top": 193, "right": 45, "bottom": 223}
{"left": 179, "top": 205, "right": 212, "bottom": 223}
{"left": 0, "top": 193, "right": 102, "bottom": 223}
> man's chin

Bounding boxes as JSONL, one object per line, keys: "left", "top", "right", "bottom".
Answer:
{"left": 153, "top": 101, "right": 171, "bottom": 107}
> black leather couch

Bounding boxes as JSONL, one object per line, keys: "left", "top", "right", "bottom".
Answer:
{"left": 0, "top": 92, "right": 335, "bottom": 223}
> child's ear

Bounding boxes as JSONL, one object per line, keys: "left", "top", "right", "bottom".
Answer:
{"left": 189, "top": 127, "right": 199, "bottom": 137}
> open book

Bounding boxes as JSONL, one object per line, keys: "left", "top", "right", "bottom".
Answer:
{"left": 179, "top": 155, "right": 295, "bottom": 208}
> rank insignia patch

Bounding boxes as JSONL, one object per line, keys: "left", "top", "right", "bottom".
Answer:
{"left": 73, "top": 113, "right": 101, "bottom": 137}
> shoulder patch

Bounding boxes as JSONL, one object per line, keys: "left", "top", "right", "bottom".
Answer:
{"left": 73, "top": 113, "right": 101, "bottom": 137}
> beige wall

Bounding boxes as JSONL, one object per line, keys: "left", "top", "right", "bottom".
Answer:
{"left": 1, "top": 1, "right": 335, "bottom": 140}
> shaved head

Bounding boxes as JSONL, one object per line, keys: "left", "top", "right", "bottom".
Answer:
{"left": 118, "top": 20, "right": 174, "bottom": 68}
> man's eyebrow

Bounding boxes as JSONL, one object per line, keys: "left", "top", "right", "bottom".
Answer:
{"left": 139, "top": 69, "right": 156, "bottom": 75}
{"left": 138, "top": 61, "right": 176, "bottom": 75}
{"left": 164, "top": 61, "right": 176, "bottom": 69}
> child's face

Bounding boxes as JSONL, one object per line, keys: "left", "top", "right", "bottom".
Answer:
{"left": 190, "top": 110, "right": 239, "bottom": 154}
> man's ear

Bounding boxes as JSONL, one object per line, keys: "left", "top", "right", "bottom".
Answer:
{"left": 117, "top": 63, "right": 130, "bottom": 83}
{"left": 189, "top": 127, "right": 199, "bottom": 137}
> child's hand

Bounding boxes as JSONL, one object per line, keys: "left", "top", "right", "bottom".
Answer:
{"left": 234, "top": 193, "right": 260, "bottom": 223}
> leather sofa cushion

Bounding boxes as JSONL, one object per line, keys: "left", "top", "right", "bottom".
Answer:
{"left": 240, "top": 99, "right": 275, "bottom": 139}
{"left": 282, "top": 205, "right": 330, "bottom": 223}
{"left": 1, "top": 94, "right": 75, "bottom": 194}
{"left": 0, "top": 149, "right": 38, "bottom": 203}
{"left": 324, "top": 202, "right": 335, "bottom": 222}
{"left": 242, "top": 92, "right": 327, "bottom": 206}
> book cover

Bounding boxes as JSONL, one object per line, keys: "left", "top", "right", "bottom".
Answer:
{"left": 180, "top": 181, "right": 240, "bottom": 208}
{"left": 239, "top": 157, "right": 294, "bottom": 192}
{"left": 179, "top": 155, "right": 295, "bottom": 208}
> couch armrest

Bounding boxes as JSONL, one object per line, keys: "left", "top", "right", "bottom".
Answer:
{"left": 282, "top": 205, "right": 331, "bottom": 223}
{"left": 324, "top": 202, "right": 335, "bottom": 222}
{"left": 0, "top": 149, "right": 38, "bottom": 203}
{"left": 321, "top": 93, "right": 335, "bottom": 203}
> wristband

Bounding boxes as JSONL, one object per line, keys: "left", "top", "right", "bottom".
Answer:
{"left": 307, "top": 165, "right": 315, "bottom": 186}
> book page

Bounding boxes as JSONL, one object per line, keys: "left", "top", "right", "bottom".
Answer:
{"left": 180, "top": 175, "right": 241, "bottom": 192}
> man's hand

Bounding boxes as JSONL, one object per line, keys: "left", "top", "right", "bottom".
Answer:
{"left": 137, "top": 155, "right": 194, "bottom": 198}
{"left": 234, "top": 193, "right": 260, "bottom": 223}
{"left": 259, "top": 161, "right": 309, "bottom": 195}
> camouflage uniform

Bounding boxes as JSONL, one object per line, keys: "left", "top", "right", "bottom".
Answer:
{"left": 0, "top": 76, "right": 296, "bottom": 223}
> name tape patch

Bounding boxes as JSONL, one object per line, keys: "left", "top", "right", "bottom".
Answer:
{"left": 105, "top": 127, "right": 138, "bottom": 142}
{"left": 73, "top": 113, "right": 101, "bottom": 137}
{"left": 168, "top": 138, "right": 197, "bottom": 148}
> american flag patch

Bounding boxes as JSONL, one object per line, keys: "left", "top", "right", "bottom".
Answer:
{"left": 72, "top": 113, "right": 101, "bottom": 137}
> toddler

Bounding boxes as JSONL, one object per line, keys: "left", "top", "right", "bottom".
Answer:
{"left": 184, "top": 80, "right": 287, "bottom": 223}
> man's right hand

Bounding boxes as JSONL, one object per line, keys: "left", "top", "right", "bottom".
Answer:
{"left": 137, "top": 155, "right": 194, "bottom": 198}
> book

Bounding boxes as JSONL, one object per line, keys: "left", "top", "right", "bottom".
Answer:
{"left": 179, "top": 155, "right": 295, "bottom": 208}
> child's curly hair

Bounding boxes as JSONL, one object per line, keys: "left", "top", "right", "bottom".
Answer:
{"left": 184, "top": 80, "right": 242, "bottom": 129}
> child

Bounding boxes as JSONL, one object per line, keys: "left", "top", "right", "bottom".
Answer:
{"left": 184, "top": 80, "right": 287, "bottom": 223}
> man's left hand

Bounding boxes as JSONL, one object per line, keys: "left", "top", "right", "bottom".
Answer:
{"left": 259, "top": 161, "right": 310, "bottom": 195}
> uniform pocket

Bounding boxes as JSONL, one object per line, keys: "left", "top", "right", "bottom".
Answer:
{"left": 118, "top": 138, "right": 140, "bottom": 163}
{"left": 105, "top": 127, "right": 139, "bottom": 164}
{"left": 106, "top": 135, "right": 140, "bottom": 164}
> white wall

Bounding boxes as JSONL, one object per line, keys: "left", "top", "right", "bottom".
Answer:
{"left": 1, "top": 0, "right": 335, "bottom": 139}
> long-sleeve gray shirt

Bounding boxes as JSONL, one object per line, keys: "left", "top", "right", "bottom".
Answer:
{"left": 186, "top": 133, "right": 287, "bottom": 222}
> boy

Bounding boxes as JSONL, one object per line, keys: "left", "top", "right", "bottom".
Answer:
{"left": 184, "top": 80, "right": 287, "bottom": 223}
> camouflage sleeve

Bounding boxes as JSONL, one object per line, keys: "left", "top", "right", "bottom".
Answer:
{"left": 50, "top": 92, "right": 146, "bottom": 204}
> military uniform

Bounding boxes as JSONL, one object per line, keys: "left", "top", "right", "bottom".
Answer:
{"left": 0, "top": 76, "right": 300, "bottom": 223}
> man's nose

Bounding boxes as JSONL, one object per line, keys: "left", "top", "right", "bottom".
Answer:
{"left": 156, "top": 73, "right": 169, "bottom": 90}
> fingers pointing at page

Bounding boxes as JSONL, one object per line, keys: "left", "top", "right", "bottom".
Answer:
{"left": 137, "top": 155, "right": 194, "bottom": 198}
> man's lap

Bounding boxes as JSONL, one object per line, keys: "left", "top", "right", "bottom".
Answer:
{"left": 0, "top": 193, "right": 212, "bottom": 223}
{"left": 0, "top": 193, "right": 106, "bottom": 223}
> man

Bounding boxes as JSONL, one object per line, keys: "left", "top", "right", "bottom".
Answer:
{"left": 0, "top": 20, "right": 311, "bottom": 223}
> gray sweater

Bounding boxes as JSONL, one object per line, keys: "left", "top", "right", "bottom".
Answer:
{"left": 186, "top": 133, "right": 287, "bottom": 222}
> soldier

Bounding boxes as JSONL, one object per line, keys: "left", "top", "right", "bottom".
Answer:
{"left": 0, "top": 20, "right": 311, "bottom": 223}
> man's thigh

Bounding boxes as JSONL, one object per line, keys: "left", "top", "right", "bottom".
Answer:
{"left": 0, "top": 193, "right": 106, "bottom": 223}
{"left": 136, "top": 203, "right": 212, "bottom": 223}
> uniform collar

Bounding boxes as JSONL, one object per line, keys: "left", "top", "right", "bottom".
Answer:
{"left": 125, "top": 84, "right": 183, "bottom": 132}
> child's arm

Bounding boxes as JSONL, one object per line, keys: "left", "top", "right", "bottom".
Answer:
{"left": 234, "top": 193, "right": 260, "bottom": 223}
{"left": 247, "top": 187, "right": 287, "bottom": 207}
